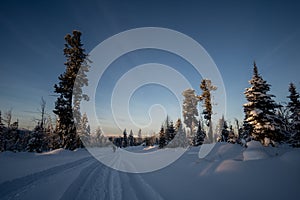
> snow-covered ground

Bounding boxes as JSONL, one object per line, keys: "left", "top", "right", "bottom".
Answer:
{"left": 1, "top": 142, "right": 300, "bottom": 200}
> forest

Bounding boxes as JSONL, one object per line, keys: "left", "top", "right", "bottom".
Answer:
{"left": 0, "top": 30, "right": 299, "bottom": 153}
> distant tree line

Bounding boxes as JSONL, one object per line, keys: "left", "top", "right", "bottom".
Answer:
{"left": 102, "top": 128, "right": 159, "bottom": 148}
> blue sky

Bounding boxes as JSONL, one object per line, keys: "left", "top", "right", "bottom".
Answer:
{"left": 0, "top": 0, "right": 299, "bottom": 134}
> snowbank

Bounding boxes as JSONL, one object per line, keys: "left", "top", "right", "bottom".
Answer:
{"left": 199, "top": 142, "right": 244, "bottom": 161}
{"left": 243, "top": 141, "right": 289, "bottom": 160}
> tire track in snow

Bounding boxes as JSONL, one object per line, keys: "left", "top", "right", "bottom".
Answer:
{"left": 125, "top": 173, "right": 165, "bottom": 200}
{"left": 67, "top": 148, "right": 152, "bottom": 200}
{"left": 60, "top": 148, "right": 124, "bottom": 200}
{"left": 108, "top": 151, "right": 123, "bottom": 200}
{"left": 93, "top": 148, "right": 165, "bottom": 200}
{"left": 108, "top": 169, "right": 123, "bottom": 200}
{"left": 119, "top": 159, "right": 165, "bottom": 200}
{"left": 0, "top": 156, "right": 94, "bottom": 199}
{"left": 105, "top": 149, "right": 164, "bottom": 200}
{"left": 59, "top": 161, "right": 104, "bottom": 200}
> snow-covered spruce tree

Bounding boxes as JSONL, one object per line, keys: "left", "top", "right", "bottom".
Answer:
{"left": 115, "top": 136, "right": 123, "bottom": 148}
{"left": 53, "top": 30, "right": 89, "bottom": 150}
{"left": 137, "top": 128, "right": 142, "bottom": 145}
{"left": 159, "top": 126, "right": 166, "bottom": 148}
{"left": 163, "top": 116, "right": 170, "bottom": 144}
{"left": 243, "top": 63, "right": 283, "bottom": 146}
{"left": 198, "top": 79, "right": 217, "bottom": 143}
{"left": 123, "top": 129, "right": 128, "bottom": 148}
{"left": 177, "top": 124, "right": 189, "bottom": 147}
{"left": 161, "top": 116, "right": 176, "bottom": 145}
{"left": 164, "top": 115, "right": 170, "bottom": 141}
{"left": 169, "top": 120, "right": 189, "bottom": 148}
{"left": 287, "top": 83, "right": 300, "bottom": 147}
{"left": 168, "top": 121, "right": 176, "bottom": 142}
{"left": 182, "top": 89, "right": 199, "bottom": 136}
{"left": 193, "top": 120, "right": 206, "bottom": 146}
{"left": 219, "top": 120, "right": 229, "bottom": 142}
{"left": 227, "top": 125, "right": 237, "bottom": 143}
{"left": 129, "top": 130, "right": 134, "bottom": 146}
{"left": 77, "top": 113, "right": 90, "bottom": 147}
{"left": 27, "top": 124, "right": 47, "bottom": 153}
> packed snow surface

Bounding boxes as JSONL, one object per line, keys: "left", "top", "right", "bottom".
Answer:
{"left": 0, "top": 142, "right": 299, "bottom": 200}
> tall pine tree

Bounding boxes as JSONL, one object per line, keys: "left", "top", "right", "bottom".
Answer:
{"left": 129, "top": 130, "right": 134, "bottom": 146}
{"left": 287, "top": 83, "right": 300, "bottom": 147}
{"left": 243, "top": 62, "right": 282, "bottom": 146}
{"left": 219, "top": 120, "right": 229, "bottom": 142}
{"left": 193, "top": 120, "right": 206, "bottom": 146}
{"left": 168, "top": 121, "right": 176, "bottom": 142}
{"left": 169, "top": 120, "right": 189, "bottom": 148}
{"left": 198, "top": 79, "right": 217, "bottom": 143}
{"left": 123, "top": 129, "right": 128, "bottom": 148}
{"left": 159, "top": 126, "right": 166, "bottom": 148}
{"left": 182, "top": 89, "right": 199, "bottom": 136}
{"left": 164, "top": 116, "right": 170, "bottom": 144}
{"left": 137, "top": 128, "right": 142, "bottom": 145}
{"left": 53, "top": 30, "right": 89, "bottom": 150}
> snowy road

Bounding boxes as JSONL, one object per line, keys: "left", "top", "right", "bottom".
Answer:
{"left": 59, "top": 157, "right": 164, "bottom": 200}
{"left": 1, "top": 143, "right": 300, "bottom": 200}
{"left": 0, "top": 150, "right": 164, "bottom": 200}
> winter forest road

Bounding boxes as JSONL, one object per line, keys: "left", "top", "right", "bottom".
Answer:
{"left": 0, "top": 151, "right": 164, "bottom": 200}
{"left": 1, "top": 144, "right": 300, "bottom": 200}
